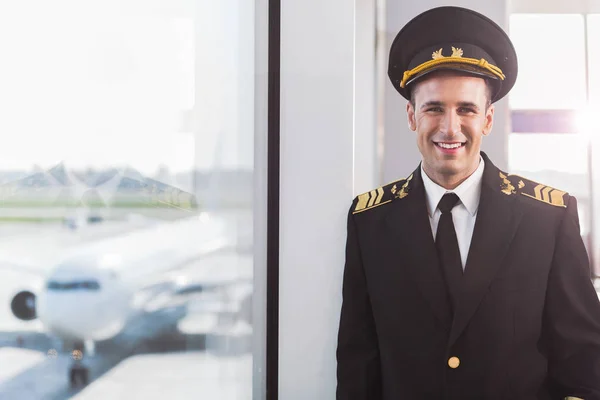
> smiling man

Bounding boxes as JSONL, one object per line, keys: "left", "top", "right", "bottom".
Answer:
{"left": 409, "top": 71, "right": 494, "bottom": 190}
{"left": 336, "top": 6, "right": 600, "bottom": 400}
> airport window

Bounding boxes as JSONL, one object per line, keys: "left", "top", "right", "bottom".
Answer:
{"left": 0, "top": 2, "right": 261, "bottom": 398}
{"left": 589, "top": 14, "right": 600, "bottom": 106}
{"left": 508, "top": 14, "right": 586, "bottom": 110}
{"left": 508, "top": 13, "right": 599, "bottom": 272}
{"left": 507, "top": 133, "right": 591, "bottom": 235}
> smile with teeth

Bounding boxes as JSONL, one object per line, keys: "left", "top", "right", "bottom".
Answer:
{"left": 436, "top": 142, "right": 464, "bottom": 149}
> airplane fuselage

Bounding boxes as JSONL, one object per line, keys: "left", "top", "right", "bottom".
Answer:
{"left": 28, "top": 213, "right": 232, "bottom": 342}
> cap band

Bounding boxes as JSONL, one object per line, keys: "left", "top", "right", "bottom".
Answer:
{"left": 400, "top": 52, "right": 505, "bottom": 88}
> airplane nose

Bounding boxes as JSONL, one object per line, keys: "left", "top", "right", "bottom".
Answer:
{"left": 37, "top": 266, "right": 131, "bottom": 341}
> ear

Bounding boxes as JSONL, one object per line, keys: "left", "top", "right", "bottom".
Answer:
{"left": 406, "top": 102, "right": 417, "bottom": 131}
{"left": 483, "top": 104, "right": 494, "bottom": 136}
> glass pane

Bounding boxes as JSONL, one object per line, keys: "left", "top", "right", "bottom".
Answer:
{"left": 589, "top": 14, "right": 600, "bottom": 108}
{"left": 508, "top": 133, "right": 590, "bottom": 236}
{"left": 509, "top": 14, "right": 586, "bottom": 110}
{"left": 0, "top": 2, "right": 256, "bottom": 399}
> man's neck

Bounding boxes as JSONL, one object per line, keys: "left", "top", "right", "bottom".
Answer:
{"left": 422, "top": 160, "right": 480, "bottom": 190}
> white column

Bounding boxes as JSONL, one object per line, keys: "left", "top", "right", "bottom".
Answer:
{"left": 253, "top": 0, "right": 268, "bottom": 397}
{"left": 381, "top": 0, "right": 510, "bottom": 183}
{"left": 355, "top": 0, "right": 379, "bottom": 194}
{"left": 278, "top": 0, "right": 377, "bottom": 398}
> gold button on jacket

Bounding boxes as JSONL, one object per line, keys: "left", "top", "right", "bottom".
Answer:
{"left": 448, "top": 357, "right": 460, "bottom": 369}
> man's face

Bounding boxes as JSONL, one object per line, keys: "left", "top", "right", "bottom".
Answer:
{"left": 406, "top": 73, "right": 494, "bottom": 185}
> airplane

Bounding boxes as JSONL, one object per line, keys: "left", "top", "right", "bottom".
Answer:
{"left": 0, "top": 211, "right": 253, "bottom": 389}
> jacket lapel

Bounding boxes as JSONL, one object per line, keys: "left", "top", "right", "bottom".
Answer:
{"left": 384, "top": 166, "right": 453, "bottom": 326}
{"left": 447, "top": 153, "right": 524, "bottom": 346}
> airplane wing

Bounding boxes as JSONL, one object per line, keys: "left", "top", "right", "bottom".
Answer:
{"left": 0, "top": 215, "right": 163, "bottom": 277}
{"left": 0, "top": 230, "right": 69, "bottom": 277}
{"left": 0, "top": 254, "right": 49, "bottom": 277}
{"left": 132, "top": 250, "right": 253, "bottom": 317}
{"left": 172, "top": 279, "right": 250, "bottom": 296}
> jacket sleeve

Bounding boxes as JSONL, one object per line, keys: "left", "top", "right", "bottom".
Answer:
{"left": 336, "top": 206, "right": 382, "bottom": 400}
{"left": 543, "top": 196, "right": 600, "bottom": 399}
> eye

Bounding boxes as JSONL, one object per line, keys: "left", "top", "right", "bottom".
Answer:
{"left": 458, "top": 107, "right": 476, "bottom": 114}
{"left": 426, "top": 107, "right": 443, "bottom": 113}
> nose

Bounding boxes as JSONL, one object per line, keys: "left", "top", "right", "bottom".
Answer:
{"left": 440, "top": 109, "right": 461, "bottom": 138}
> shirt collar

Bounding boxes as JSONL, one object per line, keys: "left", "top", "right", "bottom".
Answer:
{"left": 421, "top": 155, "right": 485, "bottom": 217}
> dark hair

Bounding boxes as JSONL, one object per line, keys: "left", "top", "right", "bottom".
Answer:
{"left": 408, "top": 75, "right": 494, "bottom": 110}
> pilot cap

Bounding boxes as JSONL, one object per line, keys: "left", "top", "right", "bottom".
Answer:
{"left": 388, "top": 6, "right": 518, "bottom": 103}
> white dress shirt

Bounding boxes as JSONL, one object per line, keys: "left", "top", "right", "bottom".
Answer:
{"left": 421, "top": 157, "right": 485, "bottom": 270}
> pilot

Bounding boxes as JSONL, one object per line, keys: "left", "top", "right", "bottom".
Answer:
{"left": 336, "top": 6, "right": 600, "bottom": 400}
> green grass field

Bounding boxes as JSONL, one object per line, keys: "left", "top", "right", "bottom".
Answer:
{"left": 0, "top": 216, "right": 65, "bottom": 223}
{"left": 0, "top": 200, "right": 199, "bottom": 209}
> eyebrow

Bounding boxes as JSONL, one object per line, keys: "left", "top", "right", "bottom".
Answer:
{"left": 420, "top": 101, "right": 443, "bottom": 110}
{"left": 420, "top": 101, "right": 480, "bottom": 111}
{"left": 458, "top": 102, "right": 480, "bottom": 111}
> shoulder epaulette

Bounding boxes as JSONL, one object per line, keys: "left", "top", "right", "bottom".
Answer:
{"left": 499, "top": 171, "right": 568, "bottom": 208}
{"left": 352, "top": 174, "right": 413, "bottom": 214}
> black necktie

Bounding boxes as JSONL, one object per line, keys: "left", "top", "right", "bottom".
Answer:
{"left": 436, "top": 193, "right": 462, "bottom": 313}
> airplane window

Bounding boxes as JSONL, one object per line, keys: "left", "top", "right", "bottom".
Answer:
{"left": 46, "top": 280, "right": 101, "bottom": 291}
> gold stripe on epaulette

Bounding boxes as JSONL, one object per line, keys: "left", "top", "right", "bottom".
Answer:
{"left": 353, "top": 187, "right": 390, "bottom": 214}
{"left": 353, "top": 199, "right": 391, "bottom": 214}
{"left": 355, "top": 192, "right": 370, "bottom": 211}
{"left": 537, "top": 185, "right": 552, "bottom": 203}
{"left": 550, "top": 189, "right": 566, "bottom": 206}
{"left": 522, "top": 184, "right": 567, "bottom": 208}
{"left": 375, "top": 187, "right": 384, "bottom": 204}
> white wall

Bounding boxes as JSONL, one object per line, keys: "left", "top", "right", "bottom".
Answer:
{"left": 381, "top": 0, "right": 510, "bottom": 183}
{"left": 278, "top": 0, "right": 377, "bottom": 398}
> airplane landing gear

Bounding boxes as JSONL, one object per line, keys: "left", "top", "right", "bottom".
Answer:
{"left": 69, "top": 345, "right": 89, "bottom": 388}
{"left": 69, "top": 364, "right": 89, "bottom": 388}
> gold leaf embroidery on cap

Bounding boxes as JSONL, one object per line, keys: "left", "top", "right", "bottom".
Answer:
{"left": 451, "top": 47, "right": 463, "bottom": 57}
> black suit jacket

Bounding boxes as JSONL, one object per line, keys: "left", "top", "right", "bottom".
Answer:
{"left": 337, "top": 152, "right": 600, "bottom": 400}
